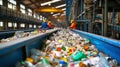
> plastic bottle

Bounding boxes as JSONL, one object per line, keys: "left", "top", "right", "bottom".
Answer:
{"left": 98, "top": 53, "right": 110, "bottom": 67}
{"left": 108, "top": 59, "right": 118, "bottom": 67}
{"left": 35, "top": 62, "right": 43, "bottom": 67}
{"left": 58, "top": 60, "right": 67, "bottom": 67}
{"left": 40, "top": 58, "right": 51, "bottom": 67}
{"left": 15, "top": 61, "right": 27, "bottom": 67}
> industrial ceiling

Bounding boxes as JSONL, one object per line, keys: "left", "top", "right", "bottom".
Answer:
{"left": 17, "top": 0, "right": 66, "bottom": 22}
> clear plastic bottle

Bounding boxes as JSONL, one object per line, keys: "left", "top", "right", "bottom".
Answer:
{"left": 35, "top": 62, "right": 43, "bottom": 67}
{"left": 43, "top": 64, "right": 51, "bottom": 67}
{"left": 98, "top": 53, "right": 110, "bottom": 67}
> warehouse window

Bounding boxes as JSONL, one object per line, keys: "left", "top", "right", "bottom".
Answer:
{"left": 34, "top": 13, "right": 37, "bottom": 18}
{"left": 9, "top": 0, "right": 16, "bottom": 5}
{"left": 43, "top": 17, "right": 45, "bottom": 20}
{"left": 40, "top": 15, "right": 42, "bottom": 20}
{"left": 28, "top": 9, "right": 32, "bottom": 16}
{"left": 8, "top": 22, "right": 12, "bottom": 27}
{"left": 0, "top": 21, "right": 3, "bottom": 27}
{"left": 20, "top": 4, "right": 25, "bottom": 14}
{"left": 13, "top": 23, "right": 17, "bottom": 27}
{"left": 34, "top": 25, "right": 36, "bottom": 28}
{"left": 29, "top": 24, "right": 32, "bottom": 28}
{"left": 20, "top": 23, "right": 25, "bottom": 28}
{"left": 37, "top": 15, "right": 39, "bottom": 19}
{"left": 8, "top": 2, "right": 12, "bottom": 9}
{"left": 0, "top": 0, "right": 3, "bottom": 5}
{"left": 8, "top": 0, "right": 16, "bottom": 10}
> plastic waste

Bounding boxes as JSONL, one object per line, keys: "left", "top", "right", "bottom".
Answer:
{"left": 70, "top": 50, "right": 87, "bottom": 61}
{"left": 39, "top": 58, "right": 51, "bottom": 67}
{"left": 85, "top": 38, "right": 90, "bottom": 43}
{"left": 83, "top": 45, "right": 89, "bottom": 50}
{"left": 79, "top": 62, "right": 88, "bottom": 67}
{"left": 61, "top": 46, "right": 66, "bottom": 51}
{"left": 25, "top": 61, "right": 34, "bottom": 67}
{"left": 98, "top": 53, "right": 111, "bottom": 67}
{"left": 15, "top": 61, "right": 27, "bottom": 67}
{"left": 58, "top": 60, "right": 67, "bottom": 67}
{"left": 26, "top": 57, "right": 33, "bottom": 63}
{"left": 35, "top": 62, "right": 43, "bottom": 67}
{"left": 68, "top": 62, "right": 74, "bottom": 67}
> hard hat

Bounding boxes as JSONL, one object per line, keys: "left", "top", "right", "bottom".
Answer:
{"left": 48, "top": 21, "right": 51, "bottom": 24}
{"left": 43, "top": 19, "right": 46, "bottom": 22}
{"left": 71, "top": 20, "right": 75, "bottom": 23}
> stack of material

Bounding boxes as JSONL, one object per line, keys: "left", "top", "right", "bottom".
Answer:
{"left": 16, "top": 29, "right": 118, "bottom": 67}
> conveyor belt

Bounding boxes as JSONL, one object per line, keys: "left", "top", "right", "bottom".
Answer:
{"left": 72, "top": 29, "right": 120, "bottom": 63}
{"left": 0, "top": 29, "right": 120, "bottom": 67}
{"left": 0, "top": 29, "right": 59, "bottom": 67}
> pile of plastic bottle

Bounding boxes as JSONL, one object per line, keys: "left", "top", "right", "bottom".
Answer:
{"left": 0, "top": 28, "right": 57, "bottom": 43}
{"left": 16, "top": 29, "right": 118, "bottom": 67}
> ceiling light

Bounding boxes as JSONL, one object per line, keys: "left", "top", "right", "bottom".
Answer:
{"left": 56, "top": 4, "right": 66, "bottom": 8}
{"left": 61, "top": 13, "right": 66, "bottom": 16}
{"left": 48, "top": 3, "right": 51, "bottom": 6}
{"left": 62, "top": 8, "right": 66, "bottom": 11}
{"left": 51, "top": 12, "right": 53, "bottom": 14}
{"left": 41, "top": 0, "right": 61, "bottom": 6}
{"left": 53, "top": 14, "right": 58, "bottom": 16}
{"left": 63, "top": 11, "right": 66, "bottom": 13}
{"left": 58, "top": 13, "right": 60, "bottom": 15}
{"left": 52, "top": 13, "right": 61, "bottom": 16}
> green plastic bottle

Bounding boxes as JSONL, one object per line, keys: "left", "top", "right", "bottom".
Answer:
{"left": 62, "top": 46, "right": 66, "bottom": 51}
{"left": 70, "top": 50, "right": 87, "bottom": 61}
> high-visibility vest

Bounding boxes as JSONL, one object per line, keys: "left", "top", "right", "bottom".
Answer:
{"left": 70, "top": 22, "right": 76, "bottom": 29}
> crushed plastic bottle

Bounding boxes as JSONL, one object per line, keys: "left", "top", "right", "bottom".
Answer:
{"left": 98, "top": 53, "right": 111, "bottom": 67}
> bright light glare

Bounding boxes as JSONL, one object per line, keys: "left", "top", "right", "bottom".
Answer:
{"left": 52, "top": 13, "right": 60, "bottom": 16}
{"left": 61, "top": 13, "right": 66, "bottom": 16}
{"left": 56, "top": 4, "right": 66, "bottom": 8}
{"left": 41, "top": 0, "right": 61, "bottom": 6}
{"left": 62, "top": 8, "right": 66, "bottom": 10}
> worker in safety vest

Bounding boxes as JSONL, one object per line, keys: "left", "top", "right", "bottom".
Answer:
{"left": 70, "top": 20, "right": 76, "bottom": 29}
{"left": 41, "top": 19, "right": 48, "bottom": 29}
{"left": 47, "top": 21, "right": 54, "bottom": 29}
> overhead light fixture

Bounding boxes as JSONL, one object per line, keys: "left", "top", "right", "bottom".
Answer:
{"left": 51, "top": 12, "right": 53, "bottom": 14}
{"left": 52, "top": 13, "right": 60, "bottom": 16}
{"left": 63, "top": 11, "right": 66, "bottom": 13}
{"left": 53, "top": 13, "right": 58, "bottom": 16}
{"left": 41, "top": 0, "right": 61, "bottom": 6}
{"left": 34, "top": 7, "right": 63, "bottom": 13}
{"left": 62, "top": 8, "right": 66, "bottom": 11}
{"left": 61, "top": 13, "right": 66, "bottom": 16}
{"left": 58, "top": 13, "right": 60, "bottom": 15}
{"left": 56, "top": 4, "right": 66, "bottom": 8}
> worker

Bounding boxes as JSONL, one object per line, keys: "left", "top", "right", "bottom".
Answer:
{"left": 41, "top": 19, "right": 48, "bottom": 29}
{"left": 47, "top": 21, "right": 54, "bottom": 29}
{"left": 70, "top": 20, "right": 76, "bottom": 29}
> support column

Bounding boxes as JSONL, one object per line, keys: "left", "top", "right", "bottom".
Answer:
{"left": 103, "top": 0, "right": 108, "bottom": 36}
{"left": 102, "top": 7, "right": 104, "bottom": 36}
{"left": 92, "top": 4, "right": 95, "bottom": 33}
{"left": 88, "top": 11, "right": 92, "bottom": 33}
{"left": 25, "top": 23, "right": 29, "bottom": 29}
{"left": 111, "top": 9, "right": 116, "bottom": 38}
{"left": 17, "top": 22, "right": 20, "bottom": 29}
{"left": 3, "top": 21, "right": 8, "bottom": 30}
{"left": 80, "top": 0, "right": 84, "bottom": 20}
{"left": 3, "top": 0, "right": 8, "bottom": 7}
